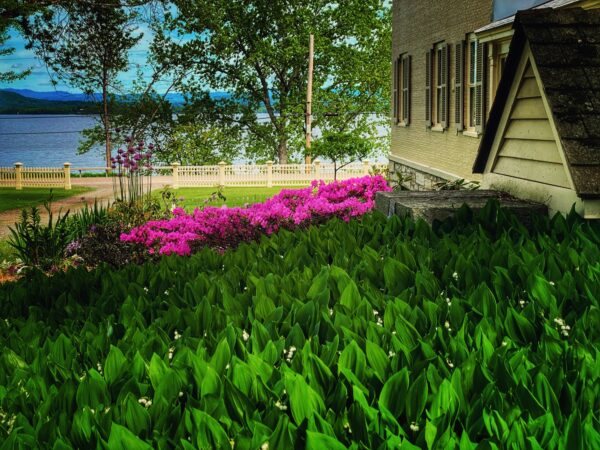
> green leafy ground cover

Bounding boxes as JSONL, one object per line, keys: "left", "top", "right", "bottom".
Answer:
{"left": 156, "top": 186, "right": 285, "bottom": 210}
{"left": 0, "top": 187, "right": 93, "bottom": 213}
{"left": 1, "top": 203, "right": 600, "bottom": 448}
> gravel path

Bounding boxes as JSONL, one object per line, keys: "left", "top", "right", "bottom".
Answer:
{"left": 0, "top": 176, "right": 173, "bottom": 238}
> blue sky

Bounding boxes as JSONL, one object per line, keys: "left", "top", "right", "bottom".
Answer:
{"left": 0, "top": 23, "right": 174, "bottom": 93}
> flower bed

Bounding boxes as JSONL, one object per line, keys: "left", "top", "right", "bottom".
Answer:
{"left": 2, "top": 205, "right": 600, "bottom": 448}
{"left": 120, "top": 175, "right": 391, "bottom": 255}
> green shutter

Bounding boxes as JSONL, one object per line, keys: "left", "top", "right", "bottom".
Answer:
{"left": 425, "top": 50, "right": 432, "bottom": 128}
{"left": 403, "top": 55, "right": 411, "bottom": 124}
{"left": 475, "top": 41, "right": 486, "bottom": 134}
{"left": 440, "top": 44, "right": 449, "bottom": 129}
{"left": 455, "top": 40, "right": 464, "bottom": 131}
{"left": 393, "top": 57, "right": 399, "bottom": 124}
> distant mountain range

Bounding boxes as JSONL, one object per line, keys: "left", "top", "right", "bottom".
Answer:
{"left": 0, "top": 89, "right": 233, "bottom": 114}
{"left": 0, "top": 90, "right": 99, "bottom": 114}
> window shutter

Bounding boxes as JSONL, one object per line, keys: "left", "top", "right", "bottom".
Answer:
{"left": 440, "top": 44, "right": 449, "bottom": 129}
{"left": 475, "top": 41, "right": 486, "bottom": 133}
{"left": 393, "top": 57, "right": 399, "bottom": 124}
{"left": 403, "top": 55, "right": 411, "bottom": 124}
{"left": 425, "top": 50, "right": 432, "bottom": 127}
{"left": 455, "top": 40, "right": 464, "bottom": 131}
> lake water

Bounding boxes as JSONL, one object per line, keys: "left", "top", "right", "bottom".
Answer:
{"left": 0, "top": 114, "right": 389, "bottom": 168}
{"left": 0, "top": 115, "right": 106, "bottom": 168}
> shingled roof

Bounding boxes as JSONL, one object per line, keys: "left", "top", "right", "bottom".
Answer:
{"left": 473, "top": 8, "right": 600, "bottom": 198}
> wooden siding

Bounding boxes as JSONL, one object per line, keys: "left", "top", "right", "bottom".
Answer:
{"left": 492, "top": 61, "right": 569, "bottom": 188}
{"left": 516, "top": 78, "right": 541, "bottom": 99}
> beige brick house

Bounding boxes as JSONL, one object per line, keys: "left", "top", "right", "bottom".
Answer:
{"left": 390, "top": 0, "right": 600, "bottom": 193}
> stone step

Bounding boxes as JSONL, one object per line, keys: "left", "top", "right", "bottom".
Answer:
{"left": 375, "top": 190, "right": 548, "bottom": 224}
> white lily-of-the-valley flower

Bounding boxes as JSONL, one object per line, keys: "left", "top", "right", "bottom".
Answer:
{"left": 138, "top": 397, "right": 152, "bottom": 408}
{"left": 452, "top": 272, "right": 459, "bottom": 281}
{"left": 554, "top": 317, "right": 571, "bottom": 337}
{"left": 284, "top": 346, "right": 297, "bottom": 362}
{"left": 242, "top": 330, "right": 250, "bottom": 341}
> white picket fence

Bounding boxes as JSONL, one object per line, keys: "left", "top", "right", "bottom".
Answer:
{"left": 0, "top": 163, "right": 72, "bottom": 190}
{"left": 0, "top": 160, "right": 387, "bottom": 190}
{"left": 172, "top": 160, "right": 386, "bottom": 188}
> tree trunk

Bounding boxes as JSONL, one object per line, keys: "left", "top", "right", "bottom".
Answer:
{"left": 102, "top": 69, "right": 111, "bottom": 173}
{"left": 277, "top": 137, "right": 288, "bottom": 164}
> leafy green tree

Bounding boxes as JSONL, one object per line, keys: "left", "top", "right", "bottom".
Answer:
{"left": 157, "top": 0, "right": 390, "bottom": 164}
{"left": 26, "top": 1, "right": 142, "bottom": 168}
{"left": 162, "top": 122, "right": 243, "bottom": 165}
{"left": 0, "top": 0, "right": 56, "bottom": 82}
{"left": 311, "top": 132, "right": 373, "bottom": 179}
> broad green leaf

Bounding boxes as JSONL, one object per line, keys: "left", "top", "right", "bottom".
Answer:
{"left": 107, "top": 423, "right": 152, "bottom": 450}
{"left": 406, "top": 371, "right": 428, "bottom": 422}
{"left": 306, "top": 431, "right": 347, "bottom": 450}
{"left": 105, "top": 345, "right": 127, "bottom": 386}
{"left": 284, "top": 370, "right": 325, "bottom": 425}
{"left": 340, "top": 281, "right": 361, "bottom": 311}
{"left": 210, "top": 338, "right": 231, "bottom": 374}
{"left": 338, "top": 340, "right": 366, "bottom": 382}
{"left": 76, "top": 370, "right": 109, "bottom": 409}
{"left": 366, "top": 340, "right": 388, "bottom": 381}
{"left": 379, "top": 368, "right": 409, "bottom": 418}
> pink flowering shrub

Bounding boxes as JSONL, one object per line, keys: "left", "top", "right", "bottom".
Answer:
{"left": 120, "top": 175, "right": 391, "bottom": 256}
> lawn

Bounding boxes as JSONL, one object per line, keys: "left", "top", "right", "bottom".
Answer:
{"left": 156, "top": 186, "right": 287, "bottom": 209}
{"left": 0, "top": 240, "right": 13, "bottom": 261}
{"left": 0, "top": 187, "right": 93, "bottom": 213}
{"left": 1, "top": 205, "right": 600, "bottom": 448}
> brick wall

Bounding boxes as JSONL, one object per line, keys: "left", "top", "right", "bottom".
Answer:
{"left": 391, "top": 0, "right": 493, "bottom": 187}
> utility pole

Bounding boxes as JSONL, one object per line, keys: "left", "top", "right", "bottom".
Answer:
{"left": 305, "top": 34, "right": 314, "bottom": 167}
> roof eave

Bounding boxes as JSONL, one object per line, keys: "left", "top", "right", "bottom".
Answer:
{"left": 472, "top": 25, "right": 527, "bottom": 173}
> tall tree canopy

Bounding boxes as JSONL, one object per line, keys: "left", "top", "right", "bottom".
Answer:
{"left": 26, "top": 1, "right": 142, "bottom": 168}
{"left": 158, "top": 0, "right": 390, "bottom": 164}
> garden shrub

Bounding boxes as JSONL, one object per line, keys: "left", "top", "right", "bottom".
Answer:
{"left": 1, "top": 203, "right": 600, "bottom": 448}
{"left": 8, "top": 202, "right": 71, "bottom": 271}
{"left": 121, "top": 175, "right": 390, "bottom": 255}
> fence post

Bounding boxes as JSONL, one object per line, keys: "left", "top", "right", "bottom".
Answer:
{"left": 266, "top": 161, "right": 273, "bottom": 188}
{"left": 14, "top": 162, "right": 23, "bottom": 190}
{"left": 219, "top": 161, "right": 226, "bottom": 187}
{"left": 64, "top": 162, "right": 72, "bottom": 190}
{"left": 172, "top": 162, "right": 180, "bottom": 189}
{"left": 314, "top": 159, "right": 321, "bottom": 181}
{"left": 363, "top": 159, "right": 370, "bottom": 176}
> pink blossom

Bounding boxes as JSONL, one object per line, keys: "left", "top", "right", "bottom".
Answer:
{"left": 121, "top": 176, "right": 391, "bottom": 256}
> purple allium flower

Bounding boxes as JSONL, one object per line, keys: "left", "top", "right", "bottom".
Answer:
{"left": 125, "top": 136, "right": 132, "bottom": 143}
{"left": 117, "top": 148, "right": 124, "bottom": 155}
{"left": 111, "top": 164, "right": 116, "bottom": 169}
{"left": 134, "top": 154, "right": 142, "bottom": 161}
{"left": 65, "top": 240, "right": 81, "bottom": 255}
{"left": 148, "top": 143, "right": 155, "bottom": 150}
{"left": 115, "top": 127, "right": 121, "bottom": 133}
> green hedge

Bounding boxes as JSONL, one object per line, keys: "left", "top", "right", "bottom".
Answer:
{"left": 1, "top": 203, "right": 600, "bottom": 449}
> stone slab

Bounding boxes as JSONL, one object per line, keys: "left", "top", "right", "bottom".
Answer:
{"left": 375, "top": 190, "right": 548, "bottom": 225}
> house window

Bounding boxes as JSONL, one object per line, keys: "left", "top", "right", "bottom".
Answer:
{"left": 393, "top": 54, "right": 411, "bottom": 126}
{"left": 492, "top": 39, "right": 510, "bottom": 98}
{"left": 401, "top": 55, "right": 411, "bottom": 125}
{"left": 436, "top": 46, "right": 444, "bottom": 125}
{"left": 467, "top": 36, "right": 479, "bottom": 131}
{"left": 426, "top": 42, "right": 449, "bottom": 130}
